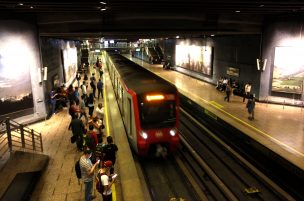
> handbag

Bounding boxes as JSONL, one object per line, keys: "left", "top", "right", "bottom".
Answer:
{"left": 70, "top": 135, "right": 77, "bottom": 144}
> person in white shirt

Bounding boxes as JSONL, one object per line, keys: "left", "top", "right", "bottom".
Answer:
{"left": 243, "top": 82, "right": 252, "bottom": 102}
{"left": 97, "top": 161, "right": 116, "bottom": 201}
{"left": 95, "top": 103, "right": 104, "bottom": 120}
{"left": 81, "top": 81, "right": 87, "bottom": 98}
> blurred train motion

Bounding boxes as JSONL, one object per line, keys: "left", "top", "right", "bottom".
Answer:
{"left": 104, "top": 51, "right": 180, "bottom": 157}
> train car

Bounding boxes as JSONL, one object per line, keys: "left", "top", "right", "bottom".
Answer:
{"left": 105, "top": 51, "right": 180, "bottom": 157}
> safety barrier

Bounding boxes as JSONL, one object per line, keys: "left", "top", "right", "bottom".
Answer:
{"left": 0, "top": 117, "right": 43, "bottom": 160}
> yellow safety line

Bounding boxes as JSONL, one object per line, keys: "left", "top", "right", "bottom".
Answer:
{"left": 209, "top": 101, "right": 224, "bottom": 109}
{"left": 192, "top": 92, "right": 304, "bottom": 157}
{"left": 103, "top": 59, "right": 117, "bottom": 201}
{"left": 137, "top": 63, "right": 304, "bottom": 158}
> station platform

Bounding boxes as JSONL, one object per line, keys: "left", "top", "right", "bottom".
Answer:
{"left": 8, "top": 61, "right": 148, "bottom": 201}
{"left": 126, "top": 55, "right": 304, "bottom": 172}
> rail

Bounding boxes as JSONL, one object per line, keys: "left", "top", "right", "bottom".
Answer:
{"left": 0, "top": 117, "right": 43, "bottom": 160}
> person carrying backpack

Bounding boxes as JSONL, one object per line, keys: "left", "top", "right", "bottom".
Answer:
{"left": 79, "top": 149, "right": 100, "bottom": 201}
{"left": 95, "top": 161, "right": 116, "bottom": 201}
{"left": 102, "top": 136, "right": 118, "bottom": 174}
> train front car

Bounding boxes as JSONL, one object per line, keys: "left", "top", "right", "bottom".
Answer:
{"left": 136, "top": 91, "right": 180, "bottom": 157}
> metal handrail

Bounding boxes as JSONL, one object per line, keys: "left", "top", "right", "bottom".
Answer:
{"left": 0, "top": 117, "right": 43, "bottom": 160}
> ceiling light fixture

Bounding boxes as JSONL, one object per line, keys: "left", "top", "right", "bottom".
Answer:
{"left": 235, "top": 10, "right": 240, "bottom": 13}
{"left": 101, "top": 8, "right": 106, "bottom": 11}
{"left": 100, "top": 1, "right": 107, "bottom": 4}
{"left": 30, "top": 6, "right": 34, "bottom": 9}
{"left": 18, "top": 3, "right": 24, "bottom": 6}
{"left": 211, "top": 34, "right": 215, "bottom": 37}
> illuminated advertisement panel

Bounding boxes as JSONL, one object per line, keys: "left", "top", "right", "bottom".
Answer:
{"left": 175, "top": 43, "right": 213, "bottom": 76}
{"left": 0, "top": 31, "right": 34, "bottom": 117}
{"left": 62, "top": 43, "right": 77, "bottom": 87}
{"left": 272, "top": 47, "right": 304, "bottom": 94}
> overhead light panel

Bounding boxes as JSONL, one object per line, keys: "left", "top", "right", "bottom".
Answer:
{"left": 100, "top": 1, "right": 107, "bottom": 4}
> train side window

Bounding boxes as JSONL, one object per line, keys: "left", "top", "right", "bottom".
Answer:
{"left": 127, "top": 98, "right": 132, "bottom": 135}
{"left": 121, "top": 87, "right": 124, "bottom": 115}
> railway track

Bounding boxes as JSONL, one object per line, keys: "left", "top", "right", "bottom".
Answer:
{"left": 138, "top": 106, "right": 296, "bottom": 201}
{"left": 176, "top": 108, "right": 296, "bottom": 201}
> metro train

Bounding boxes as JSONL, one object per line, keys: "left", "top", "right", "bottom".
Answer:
{"left": 104, "top": 51, "right": 180, "bottom": 157}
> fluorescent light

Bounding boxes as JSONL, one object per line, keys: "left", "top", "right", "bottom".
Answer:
{"left": 100, "top": 1, "right": 107, "bottom": 4}
{"left": 101, "top": 8, "right": 106, "bottom": 11}
{"left": 176, "top": 36, "right": 180, "bottom": 39}
{"left": 235, "top": 10, "right": 240, "bottom": 13}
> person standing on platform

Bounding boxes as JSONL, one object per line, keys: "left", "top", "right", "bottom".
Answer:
{"left": 224, "top": 82, "right": 232, "bottom": 102}
{"left": 95, "top": 103, "right": 104, "bottom": 120}
{"left": 87, "top": 93, "right": 95, "bottom": 117}
{"left": 102, "top": 136, "right": 118, "bottom": 174}
{"left": 76, "top": 73, "right": 81, "bottom": 87}
{"left": 81, "top": 81, "right": 88, "bottom": 99}
{"left": 100, "top": 161, "right": 116, "bottom": 201}
{"left": 98, "top": 65, "right": 104, "bottom": 78}
{"left": 97, "top": 79, "right": 103, "bottom": 99}
{"left": 246, "top": 94, "right": 255, "bottom": 120}
{"left": 69, "top": 114, "right": 85, "bottom": 151}
{"left": 79, "top": 95, "right": 88, "bottom": 123}
{"left": 90, "top": 79, "right": 96, "bottom": 98}
{"left": 80, "top": 149, "right": 99, "bottom": 201}
{"left": 243, "top": 82, "right": 252, "bottom": 102}
{"left": 48, "top": 89, "right": 58, "bottom": 117}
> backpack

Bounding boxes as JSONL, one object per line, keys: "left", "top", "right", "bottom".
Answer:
{"left": 75, "top": 160, "right": 81, "bottom": 179}
{"left": 96, "top": 172, "right": 106, "bottom": 194}
{"left": 95, "top": 143, "right": 104, "bottom": 158}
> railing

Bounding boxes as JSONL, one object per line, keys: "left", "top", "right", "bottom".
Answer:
{"left": 0, "top": 117, "right": 43, "bottom": 160}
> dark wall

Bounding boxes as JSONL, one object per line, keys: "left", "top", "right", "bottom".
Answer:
{"left": 213, "top": 35, "right": 261, "bottom": 96}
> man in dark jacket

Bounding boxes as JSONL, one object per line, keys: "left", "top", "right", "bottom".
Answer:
{"left": 97, "top": 79, "right": 103, "bottom": 99}
{"left": 102, "top": 136, "right": 118, "bottom": 174}
{"left": 69, "top": 114, "right": 85, "bottom": 151}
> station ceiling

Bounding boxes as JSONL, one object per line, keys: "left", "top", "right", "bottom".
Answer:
{"left": 1, "top": 0, "right": 304, "bottom": 41}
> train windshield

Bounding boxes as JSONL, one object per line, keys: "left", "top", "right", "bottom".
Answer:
{"left": 139, "top": 100, "right": 176, "bottom": 129}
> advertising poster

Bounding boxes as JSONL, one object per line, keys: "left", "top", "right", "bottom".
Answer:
{"left": 0, "top": 31, "right": 34, "bottom": 117}
{"left": 272, "top": 47, "right": 304, "bottom": 94}
{"left": 62, "top": 42, "right": 77, "bottom": 87}
{"left": 175, "top": 43, "right": 213, "bottom": 76}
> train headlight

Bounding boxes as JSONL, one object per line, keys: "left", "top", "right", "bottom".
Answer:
{"left": 170, "top": 129, "right": 177, "bottom": 137}
{"left": 141, "top": 131, "right": 148, "bottom": 139}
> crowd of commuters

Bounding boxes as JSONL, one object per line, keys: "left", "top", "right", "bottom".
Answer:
{"left": 48, "top": 57, "right": 118, "bottom": 201}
